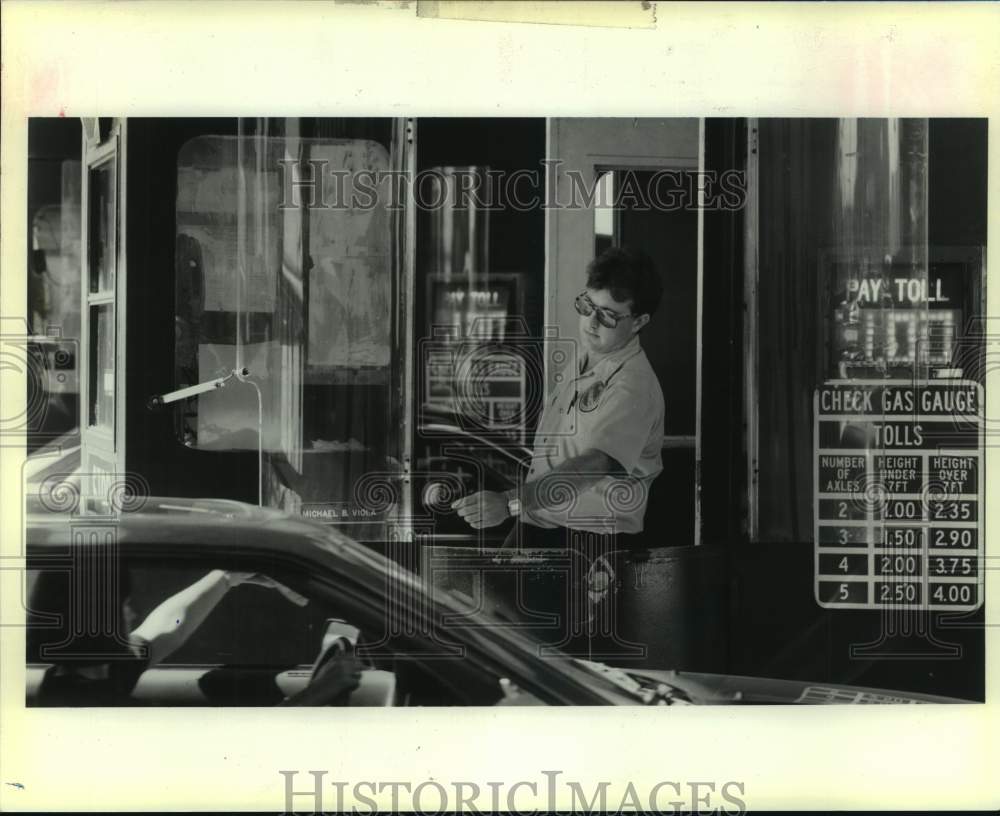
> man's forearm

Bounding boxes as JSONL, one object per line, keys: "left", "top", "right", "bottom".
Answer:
{"left": 515, "top": 449, "right": 624, "bottom": 516}
{"left": 131, "top": 570, "right": 234, "bottom": 665}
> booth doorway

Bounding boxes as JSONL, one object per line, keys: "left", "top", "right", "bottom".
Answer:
{"left": 547, "top": 118, "right": 703, "bottom": 547}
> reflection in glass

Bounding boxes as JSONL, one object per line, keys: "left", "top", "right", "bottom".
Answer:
{"left": 755, "top": 118, "right": 933, "bottom": 542}
{"left": 173, "top": 124, "right": 402, "bottom": 539}
{"left": 305, "top": 140, "right": 392, "bottom": 369}
{"left": 828, "top": 118, "right": 930, "bottom": 379}
{"left": 30, "top": 161, "right": 82, "bottom": 339}
{"left": 174, "top": 134, "right": 394, "bottom": 453}
{"left": 426, "top": 167, "right": 490, "bottom": 284}
{"left": 88, "top": 304, "right": 114, "bottom": 431}
{"left": 88, "top": 159, "right": 116, "bottom": 294}
{"left": 418, "top": 168, "right": 536, "bottom": 439}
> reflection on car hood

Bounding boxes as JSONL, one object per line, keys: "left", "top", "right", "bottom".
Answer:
{"left": 619, "top": 668, "right": 971, "bottom": 704}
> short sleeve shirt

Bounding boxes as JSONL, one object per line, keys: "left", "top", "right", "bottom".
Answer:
{"left": 524, "top": 336, "right": 664, "bottom": 534}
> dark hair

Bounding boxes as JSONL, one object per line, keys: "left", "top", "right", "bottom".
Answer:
{"left": 585, "top": 247, "right": 662, "bottom": 317}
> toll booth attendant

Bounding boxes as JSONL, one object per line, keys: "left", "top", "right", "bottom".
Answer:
{"left": 453, "top": 246, "right": 665, "bottom": 549}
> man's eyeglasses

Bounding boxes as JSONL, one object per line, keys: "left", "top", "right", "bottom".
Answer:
{"left": 574, "top": 292, "right": 635, "bottom": 329}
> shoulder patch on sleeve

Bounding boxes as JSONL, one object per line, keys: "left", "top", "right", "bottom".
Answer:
{"left": 578, "top": 379, "right": 606, "bottom": 413}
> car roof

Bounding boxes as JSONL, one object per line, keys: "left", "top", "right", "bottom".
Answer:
{"left": 22, "top": 495, "right": 631, "bottom": 704}
{"left": 25, "top": 495, "right": 393, "bottom": 573}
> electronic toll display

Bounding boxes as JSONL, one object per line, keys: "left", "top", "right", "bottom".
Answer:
{"left": 814, "top": 380, "right": 984, "bottom": 611}
{"left": 827, "top": 261, "right": 977, "bottom": 380}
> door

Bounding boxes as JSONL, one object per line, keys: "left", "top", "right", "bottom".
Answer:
{"left": 155, "top": 118, "right": 414, "bottom": 544}
{"left": 79, "top": 118, "right": 127, "bottom": 504}
{"left": 546, "top": 118, "right": 703, "bottom": 546}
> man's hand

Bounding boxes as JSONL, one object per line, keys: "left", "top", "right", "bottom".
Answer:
{"left": 285, "top": 642, "right": 363, "bottom": 706}
{"left": 451, "top": 491, "right": 509, "bottom": 529}
{"left": 309, "top": 645, "right": 363, "bottom": 704}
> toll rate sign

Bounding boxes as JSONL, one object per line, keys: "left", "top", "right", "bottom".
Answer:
{"left": 814, "top": 380, "right": 984, "bottom": 611}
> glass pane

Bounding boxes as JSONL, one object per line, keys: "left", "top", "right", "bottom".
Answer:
{"left": 174, "top": 133, "right": 394, "bottom": 443}
{"left": 174, "top": 126, "right": 401, "bottom": 538}
{"left": 755, "top": 118, "right": 935, "bottom": 542}
{"left": 306, "top": 142, "right": 393, "bottom": 368}
{"left": 88, "top": 158, "right": 116, "bottom": 294}
{"left": 420, "top": 167, "right": 514, "bottom": 426}
{"left": 27, "top": 146, "right": 82, "bottom": 447}
{"left": 30, "top": 161, "right": 82, "bottom": 338}
{"left": 826, "top": 119, "right": 931, "bottom": 379}
{"left": 88, "top": 304, "right": 114, "bottom": 431}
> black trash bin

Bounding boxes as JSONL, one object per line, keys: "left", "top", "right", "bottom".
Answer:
{"left": 425, "top": 543, "right": 730, "bottom": 671}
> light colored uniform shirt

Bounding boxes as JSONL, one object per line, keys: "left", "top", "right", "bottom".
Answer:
{"left": 524, "top": 336, "right": 664, "bottom": 534}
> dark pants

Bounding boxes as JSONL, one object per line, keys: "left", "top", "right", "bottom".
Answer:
{"left": 498, "top": 522, "right": 644, "bottom": 660}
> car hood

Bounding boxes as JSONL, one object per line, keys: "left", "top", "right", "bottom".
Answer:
{"left": 619, "top": 668, "right": 971, "bottom": 704}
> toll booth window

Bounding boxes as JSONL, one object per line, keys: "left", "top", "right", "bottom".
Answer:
{"left": 753, "top": 119, "right": 984, "bottom": 542}
{"left": 88, "top": 159, "right": 116, "bottom": 295}
{"left": 174, "top": 130, "right": 402, "bottom": 532}
{"left": 31, "top": 197, "right": 81, "bottom": 338}
{"left": 416, "top": 167, "right": 538, "bottom": 444}
{"left": 27, "top": 123, "right": 82, "bottom": 448}
{"left": 86, "top": 157, "right": 117, "bottom": 433}
{"left": 88, "top": 304, "right": 114, "bottom": 429}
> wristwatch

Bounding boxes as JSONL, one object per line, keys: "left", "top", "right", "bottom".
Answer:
{"left": 505, "top": 489, "right": 521, "bottom": 518}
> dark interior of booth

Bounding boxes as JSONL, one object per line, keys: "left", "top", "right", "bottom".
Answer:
{"left": 26, "top": 117, "right": 987, "bottom": 701}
